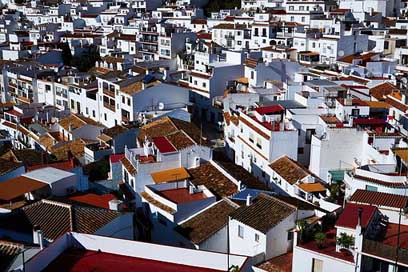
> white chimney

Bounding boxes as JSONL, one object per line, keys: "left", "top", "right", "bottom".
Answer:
{"left": 33, "top": 227, "right": 44, "bottom": 250}
{"left": 246, "top": 194, "right": 252, "bottom": 206}
{"left": 108, "top": 199, "right": 123, "bottom": 211}
{"left": 189, "top": 185, "right": 195, "bottom": 194}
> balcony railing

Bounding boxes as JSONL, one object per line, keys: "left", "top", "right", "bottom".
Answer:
{"left": 363, "top": 239, "right": 408, "bottom": 265}
{"left": 103, "top": 88, "right": 115, "bottom": 98}
{"left": 104, "top": 102, "right": 116, "bottom": 112}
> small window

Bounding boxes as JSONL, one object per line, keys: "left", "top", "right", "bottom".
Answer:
{"left": 255, "top": 233, "right": 259, "bottom": 242}
{"left": 298, "top": 147, "right": 304, "bottom": 154}
{"left": 238, "top": 225, "right": 244, "bottom": 238}
{"left": 366, "top": 185, "right": 378, "bottom": 192}
{"left": 287, "top": 231, "right": 293, "bottom": 241}
{"left": 312, "top": 258, "right": 323, "bottom": 272}
{"left": 249, "top": 132, "right": 254, "bottom": 143}
{"left": 256, "top": 138, "right": 262, "bottom": 149}
{"left": 104, "top": 113, "right": 107, "bottom": 121}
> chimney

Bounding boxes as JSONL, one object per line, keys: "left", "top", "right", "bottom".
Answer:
{"left": 33, "top": 226, "right": 44, "bottom": 250}
{"left": 357, "top": 207, "right": 363, "bottom": 231}
{"left": 246, "top": 194, "right": 252, "bottom": 206}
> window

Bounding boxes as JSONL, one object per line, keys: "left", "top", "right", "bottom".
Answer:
{"left": 298, "top": 147, "right": 304, "bottom": 154}
{"left": 287, "top": 231, "right": 293, "bottom": 241}
{"left": 238, "top": 225, "right": 244, "bottom": 238}
{"left": 301, "top": 16, "right": 305, "bottom": 22}
{"left": 92, "top": 110, "right": 96, "bottom": 118}
{"left": 255, "top": 233, "right": 259, "bottom": 242}
{"left": 127, "top": 98, "right": 131, "bottom": 106}
{"left": 262, "top": 28, "right": 266, "bottom": 37}
{"left": 104, "top": 113, "right": 107, "bottom": 121}
{"left": 254, "top": 28, "right": 259, "bottom": 37}
{"left": 202, "top": 82, "right": 207, "bottom": 88}
{"left": 122, "top": 96, "right": 125, "bottom": 103}
{"left": 366, "top": 185, "right": 378, "bottom": 192}
{"left": 256, "top": 138, "right": 262, "bottom": 149}
{"left": 262, "top": 171, "right": 266, "bottom": 178}
{"left": 312, "top": 258, "right": 323, "bottom": 272}
{"left": 249, "top": 132, "right": 254, "bottom": 143}
{"left": 250, "top": 71, "right": 254, "bottom": 80}
{"left": 305, "top": 129, "right": 316, "bottom": 144}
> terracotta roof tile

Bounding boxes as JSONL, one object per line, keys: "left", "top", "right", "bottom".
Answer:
{"left": 350, "top": 189, "right": 408, "bottom": 209}
{"left": 166, "top": 131, "right": 195, "bottom": 150}
{"left": 230, "top": 193, "right": 296, "bottom": 233}
{"left": 121, "top": 157, "right": 137, "bottom": 175}
{"left": 0, "top": 199, "right": 121, "bottom": 241}
{"left": 269, "top": 156, "right": 310, "bottom": 185}
{"left": 176, "top": 199, "right": 239, "bottom": 244}
{"left": 140, "top": 192, "right": 175, "bottom": 214}
{"left": 188, "top": 163, "right": 238, "bottom": 198}
{"left": 370, "top": 82, "right": 399, "bottom": 101}
{"left": 0, "top": 176, "right": 47, "bottom": 201}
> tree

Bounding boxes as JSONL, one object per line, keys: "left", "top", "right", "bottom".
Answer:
{"left": 336, "top": 232, "right": 355, "bottom": 249}
{"left": 71, "top": 45, "right": 101, "bottom": 72}
{"left": 60, "top": 42, "right": 72, "bottom": 66}
{"left": 314, "top": 232, "right": 326, "bottom": 249}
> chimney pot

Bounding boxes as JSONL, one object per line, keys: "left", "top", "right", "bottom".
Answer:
{"left": 246, "top": 194, "right": 252, "bottom": 206}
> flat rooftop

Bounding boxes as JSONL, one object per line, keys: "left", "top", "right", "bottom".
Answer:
{"left": 44, "top": 248, "right": 222, "bottom": 272}
{"left": 158, "top": 188, "right": 206, "bottom": 204}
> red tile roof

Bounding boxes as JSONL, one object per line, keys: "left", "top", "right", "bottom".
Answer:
{"left": 44, "top": 248, "right": 222, "bottom": 272}
{"left": 27, "top": 160, "right": 76, "bottom": 172}
{"left": 255, "top": 105, "right": 284, "bottom": 115}
{"left": 0, "top": 176, "right": 47, "bottom": 201}
{"left": 335, "top": 203, "right": 377, "bottom": 229}
{"left": 298, "top": 229, "right": 355, "bottom": 263}
{"left": 153, "top": 136, "right": 177, "bottom": 153}
{"left": 69, "top": 194, "right": 116, "bottom": 209}
{"left": 349, "top": 189, "right": 408, "bottom": 209}
{"left": 158, "top": 188, "right": 206, "bottom": 204}
{"left": 110, "top": 154, "right": 125, "bottom": 163}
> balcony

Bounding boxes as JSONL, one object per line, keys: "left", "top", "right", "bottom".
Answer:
{"left": 103, "top": 88, "right": 115, "bottom": 98}
{"left": 104, "top": 102, "right": 116, "bottom": 112}
{"left": 138, "top": 37, "right": 158, "bottom": 44}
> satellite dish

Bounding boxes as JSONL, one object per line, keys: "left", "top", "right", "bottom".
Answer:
{"left": 338, "top": 50, "right": 345, "bottom": 57}
{"left": 158, "top": 102, "right": 165, "bottom": 110}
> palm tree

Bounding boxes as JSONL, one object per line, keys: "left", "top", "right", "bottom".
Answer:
{"left": 314, "top": 232, "right": 326, "bottom": 249}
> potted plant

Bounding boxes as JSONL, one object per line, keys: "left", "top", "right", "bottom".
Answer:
{"left": 336, "top": 232, "right": 355, "bottom": 254}
{"left": 314, "top": 232, "right": 326, "bottom": 249}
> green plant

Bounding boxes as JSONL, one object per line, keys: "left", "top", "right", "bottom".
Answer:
{"left": 296, "top": 219, "right": 309, "bottom": 243}
{"left": 336, "top": 233, "right": 355, "bottom": 249}
{"left": 314, "top": 232, "right": 326, "bottom": 249}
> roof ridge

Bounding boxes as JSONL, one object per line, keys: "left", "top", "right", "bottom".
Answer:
{"left": 261, "top": 193, "right": 297, "bottom": 211}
